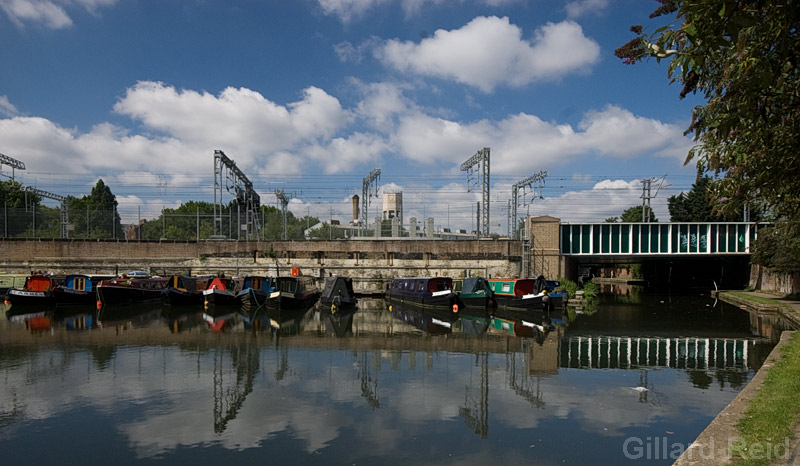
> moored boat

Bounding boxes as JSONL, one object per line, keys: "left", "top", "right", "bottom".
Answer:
{"left": 457, "top": 277, "right": 495, "bottom": 314}
{"left": 486, "top": 278, "right": 563, "bottom": 311}
{"left": 53, "top": 274, "right": 115, "bottom": 307}
{"left": 273, "top": 275, "right": 321, "bottom": 309}
{"left": 0, "top": 273, "right": 29, "bottom": 295}
{"left": 320, "top": 275, "right": 358, "bottom": 313}
{"left": 97, "top": 275, "right": 170, "bottom": 308}
{"left": 202, "top": 275, "right": 239, "bottom": 307}
{"left": 385, "top": 276, "right": 460, "bottom": 313}
{"left": 162, "top": 275, "right": 210, "bottom": 306}
{"left": 237, "top": 275, "right": 279, "bottom": 309}
{"left": 5, "top": 274, "right": 57, "bottom": 314}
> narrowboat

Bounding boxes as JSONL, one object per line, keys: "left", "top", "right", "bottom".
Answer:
{"left": 385, "top": 276, "right": 460, "bottom": 313}
{"left": 96, "top": 275, "right": 170, "bottom": 307}
{"left": 273, "top": 276, "right": 321, "bottom": 310}
{"left": 162, "top": 275, "right": 210, "bottom": 306}
{"left": 0, "top": 273, "right": 29, "bottom": 295}
{"left": 5, "top": 274, "right": 57, "bottom": 313}
{"left": 457, "top": 277, "right": 495, "bottom": 313}
{"left": 487, "top": 278, "right": 564, "bottom": 311}
{"left": 320, "top": 275, "right": 358, "bottom": 313}
{"left": 237, "top": 275, "right": 279, "bottom": 309}
{"left": 202, "top": 275, "right": 239, "bottom": 307}
{"left": 53, "top": 274, "right": 115, "bottom": 307}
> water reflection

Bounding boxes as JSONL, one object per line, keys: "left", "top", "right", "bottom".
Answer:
{"left": 0, "top": 289, "right": 792, "bottom": 466}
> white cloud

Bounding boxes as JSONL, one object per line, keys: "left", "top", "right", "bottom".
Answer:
{"left": 565, "top": 0, "right": 611, "bottom": 19}
{"left": 533, "top": 179, "right": 671, "bottom": 223}
{"left": 0, "top": 0, "right": 117, "bottom": 29}
{"left": 113, "top": 81, "right": 352, "bottom": 171}
{"left": 385, "top": 103, "right": 690, "bottom": 174}
{"left": 0, "top": 95, "right": 19, "bottom": 117}
{"left": 317, "top": 0, "right": 389, "bottom": 23}
{"left": 377, "top": 17, "right": 601, "bottom": 92}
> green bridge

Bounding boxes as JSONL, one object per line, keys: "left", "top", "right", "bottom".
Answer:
{"left": 559, "top": 222, "right": 766, "bottom": 257}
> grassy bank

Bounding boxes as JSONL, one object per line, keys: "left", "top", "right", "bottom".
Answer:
{"left": 732, "top": 331, "right": 800, "bottom": 465}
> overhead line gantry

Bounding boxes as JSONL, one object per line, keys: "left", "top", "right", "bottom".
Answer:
{"left": 511, "top": 170, "right": 547, "bottom": 239}
{"left": 0, "top": 152, "right": 25, "bottom": 181}
{"left": 213, "top": 150, "right": 261, "bottom": 240}
{"left": 361, "top": 168, "right": 380, "bottom": 235}
{"left": 21, "top": 185, "right": 70, "bottom": 239}
{"left": 461, "top": 147, "right": 490, "bottom": 237}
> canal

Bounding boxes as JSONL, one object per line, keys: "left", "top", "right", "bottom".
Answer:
{"left": 0, "top": 286, "right": 788, "bottom": 465}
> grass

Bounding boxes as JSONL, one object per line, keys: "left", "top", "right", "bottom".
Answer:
{"left": 732, "top": 332, "right": 800, "bottom": 465}
{"left": 726, "top": 291, "right": 798, "bottom": 316}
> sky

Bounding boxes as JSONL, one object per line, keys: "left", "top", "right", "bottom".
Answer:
{"left": 0, "top": 0, "right": 706, "bottom": 233}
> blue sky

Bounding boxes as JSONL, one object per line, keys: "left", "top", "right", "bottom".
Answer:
{"left": 0, "top": 0, "right": 704, "bottom": 232}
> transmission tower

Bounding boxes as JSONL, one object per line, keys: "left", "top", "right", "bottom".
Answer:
{"left": 0, "top": 152, "right": 25, "bottom": 181}
{"left": 361, "top": 168, "right": 380, "bottom": 235}
{"left": 461, "top": 148, "right": 490, "bottom": 236}
{"left": 511, "top": 170, "right": 547, "bottom": 239}
{"left": 21, "top": 186, "right": 70, "bottom": 239}
{"left": 213, "top": 150, "right": 261, "bottom": 240}
{"left": 640, "top": 176, "right": 666, "bottom": 223}
{"left": 275, "top": 189, "right": 294, "bottom": 240}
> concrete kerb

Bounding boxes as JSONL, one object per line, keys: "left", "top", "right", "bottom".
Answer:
{"left": 673, "top": 331, "right": 798, "bottom": 466}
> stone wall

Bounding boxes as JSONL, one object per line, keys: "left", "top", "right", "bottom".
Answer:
{"left": 529, "top": 216, "right": 564, "bottom": 278}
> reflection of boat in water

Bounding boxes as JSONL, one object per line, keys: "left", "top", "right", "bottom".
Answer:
{"left": 386, "top": 277, "right": 460, "bottom": 313}
{"left": 320, "top": 276, "right": 358, "bottom": 313}
{"left": 455, "top": 314, "right": 490, "bottom": 336}
{"left": 162, "top": 305, "right": 205, "bottom": 333}
{"left": 202, "top": 309, "right": 250, "bottom": 332}
{"left": 251, "top": 304, "right": 316, "bottom": 335}
{"left": 97, "top": 302, "right": 164, "bottom": 328}
{"left": 320, "top": 304, "right": 357, "bottom": 337}
{"left": 388, "top": 300, "right": 456, "bottom": 335}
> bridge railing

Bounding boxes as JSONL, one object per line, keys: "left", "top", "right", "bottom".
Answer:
{"left": 559, "top": 222, "right": 767, "bottom": 256}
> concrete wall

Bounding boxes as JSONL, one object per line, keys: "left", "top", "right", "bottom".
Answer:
{"left": 0, "top": 238, "right": 525, "bottom": 294}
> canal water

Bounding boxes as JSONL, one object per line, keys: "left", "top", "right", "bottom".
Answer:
{"left": 0, "top": 287, "right": 786, "bottom": 465}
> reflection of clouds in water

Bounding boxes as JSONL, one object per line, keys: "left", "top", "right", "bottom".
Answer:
{"left": 0, "top": 344, "right": 747, "bottom": 459}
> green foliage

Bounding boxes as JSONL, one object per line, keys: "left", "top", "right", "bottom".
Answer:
{"left": 616, "top": 1, "right": 800, "bottom": 225}
{"left": 668, "top": 176, "right": 764, "bottom": 222}
{"left": 558, "top": 277, "right": 579, "bottom": 298}
{"left": 751, "top": 224, "right": 800, "bottom": 273}
{"left": 604, "top": 216, "right": 619, "bottom": 223}
{"left": 582, "top": 280, "right": 599, "bottom": 298}
{"left": 620, "top": 205, "right": 657, "bottom": 223}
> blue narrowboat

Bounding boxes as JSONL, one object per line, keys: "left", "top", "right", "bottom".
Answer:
{"left": 386, "top": 276, "right": 460, "bottom": 313}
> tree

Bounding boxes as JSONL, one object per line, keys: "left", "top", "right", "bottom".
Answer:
{"left": 68, "top": 179, "right": 122, "bottom": 238}
{"left": 616, "top": 1, "right": 800, "bottom": 225}
{"left": 668, "top": 176, "right": 762, "bottom": 222}
{"left": 620, "top": 205, "right": 657, "bottom": 223}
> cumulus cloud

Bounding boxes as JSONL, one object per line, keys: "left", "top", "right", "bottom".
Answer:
{"left": 317, "top": 0, "right": 389, "bottom": 23}
{"left": 385, "top": 104, "right": 690, "bottom": 173}
{"left": 377, "top": 17, "right": 601, "bottom": 92}
{"left": 0, "top": 0, "right": 117, "bottom": 29}
{"left": 113, "top": 81, "right": 352, "bottom": 170}
{"left": 0, "top": 95, "right": 19, "bottom": 117}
